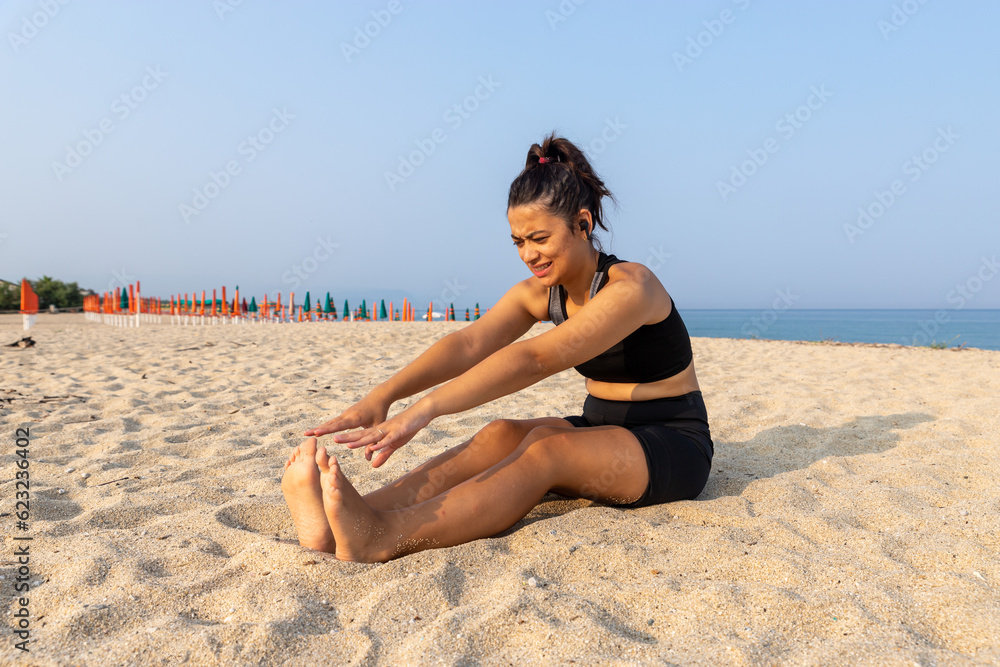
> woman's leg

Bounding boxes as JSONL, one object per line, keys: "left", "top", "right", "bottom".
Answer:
{"left": 281, "top": 417, "right": 568, "bottom": 552}
{"left": 362, "top": 417, "right": 571, "bottom": 510}
{"left": 317, "top": 424, "right": 650, "bottom": 562}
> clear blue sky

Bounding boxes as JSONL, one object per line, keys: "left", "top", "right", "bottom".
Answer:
{"left": 2, "top": 1, "right": 998, "bottom": 310}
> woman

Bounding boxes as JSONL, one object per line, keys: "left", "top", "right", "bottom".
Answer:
{"left": 282, "top": 133, "right": 713, "bottom": 563}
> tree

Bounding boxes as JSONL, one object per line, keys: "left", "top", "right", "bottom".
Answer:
{"left": 0, "top": 276, "right": 93, "bottom": 310}
{"left": 33, "top": 276, "right": 86, "bottom": 308}
{"left": 0, "top": 282, "right": 18, "bottom": 310}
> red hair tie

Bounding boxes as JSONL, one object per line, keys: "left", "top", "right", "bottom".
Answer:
{"left": 538, "top": 156, "right": 558, "bottom": 164}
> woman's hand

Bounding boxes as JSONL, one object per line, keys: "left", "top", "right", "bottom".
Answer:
{"left": 331, "top": 402, "right": 434, "bottom": 469}
{"left": 303, "top": 394, "right": 390, "bottom": 439}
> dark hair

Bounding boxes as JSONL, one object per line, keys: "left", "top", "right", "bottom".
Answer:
{"left": 507, "top": 132, "right": 615, "bottom": 249}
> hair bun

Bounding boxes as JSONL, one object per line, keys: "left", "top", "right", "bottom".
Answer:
{"left": 509, "top": 131, "right": 616, "bottom": 251}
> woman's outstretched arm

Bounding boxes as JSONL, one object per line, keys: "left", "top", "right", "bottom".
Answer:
{"left": 304, "top": 281, "right": 541, "bottom": 437}
{"left": 339, "top": 266, "right": 660, "bottom": 465}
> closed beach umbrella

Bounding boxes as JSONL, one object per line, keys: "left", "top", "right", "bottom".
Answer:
{"left": 343, "top": 299, "right": 349, "bottom": 320}
{"left": 304, "top": 292, "right": 311, "bottom": 313}
{"left": 249, "top": 297, "right": 258, "bottom": 313}
{"left": 380, "top": 300, "right": 388, "bottom": 319}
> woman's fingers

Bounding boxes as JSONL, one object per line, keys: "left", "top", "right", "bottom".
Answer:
{"left": 312, "top": 411, "right": 414, "bottom": 468}
{"left": 333, "top": 428, "right": 364, "bottom": 444}
{"left": 370, "top": 449, "right": 392, "bottom": 468}
{"left": 363, "top": 438, "right": 392, "bottom": 459}
{"left": 335, "top": 427, "right": 388, "bottom": 449}
{"left": 303, "top": 419, "right": 346, "bottom": 437}
{"left": 305, "top": 412, "right": 368, "bottom": 437}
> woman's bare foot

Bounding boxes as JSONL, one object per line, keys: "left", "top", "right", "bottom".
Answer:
{"left": 315, "top": 447, "right": 397, "bottom": 562}
{"left": 281, "top": 438, "right": 335, "bottom": 552}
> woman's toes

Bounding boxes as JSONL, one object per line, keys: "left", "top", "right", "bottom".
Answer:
{"left": 315, "top": 445, "right": 331, "bottom": 472}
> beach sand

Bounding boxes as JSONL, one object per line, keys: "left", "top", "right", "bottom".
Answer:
{"left": 1, "top": 313, "right": 998, "bottom": 665}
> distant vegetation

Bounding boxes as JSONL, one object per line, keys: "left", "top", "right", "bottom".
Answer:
{"left": 925, "top": 335, "right": 964, "bottom": 350}
{"left": 0, "top": 276, "right": 93, "bottom": 310}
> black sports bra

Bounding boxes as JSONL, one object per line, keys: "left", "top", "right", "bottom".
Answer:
{"left": 547, "top": 252, "right": 693, "bottom": 383}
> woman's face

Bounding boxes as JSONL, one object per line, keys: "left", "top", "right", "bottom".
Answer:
{"left": 508, "top": 205, "right": 591, "bottom": 285}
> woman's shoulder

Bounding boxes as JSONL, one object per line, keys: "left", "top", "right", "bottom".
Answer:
{"left": 604, "top": 259, "right": 672, "bottom": 324}
{"left": 605, "top": 258, "right": 661, "bottom": 288}
{"left": 511, "top": 276, "right": 553, "bottom": 322}
{"left": 458, "top": 278, "right": 549, "bottom": 350}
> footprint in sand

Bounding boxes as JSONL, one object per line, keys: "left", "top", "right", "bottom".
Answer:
{"left": 216, "top": 503, "right": 291, "bottom": 536}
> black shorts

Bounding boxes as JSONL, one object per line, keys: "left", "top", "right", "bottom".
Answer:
{"left": 562, "top": 391, "right": 713, "bottom": 508}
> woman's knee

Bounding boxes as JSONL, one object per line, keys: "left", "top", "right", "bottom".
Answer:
{"left": 479, "top": 418, "right": 520, "bottom": 437}
{"left": 465, "top": 419, "right": 529, "bottom": 457}
{"left": 478, "top": 418, "right": 541, "bottom": 444}
{"left": 515, "top": 425, "right": 573, "bottom": 463}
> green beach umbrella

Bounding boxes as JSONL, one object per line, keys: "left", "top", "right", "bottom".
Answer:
{"left": 324, "top": 293, "right": 333, "bottom": 313}
{"left": 380, "top": 300, "right": 387, "bottom": 319}
{"left": 119, "top": 289, "right": 128, "bottom": 310}
{"left": 304, "top": 292, "right": 311, "bottom": 313}
{"left": 360, "top": 299, "right": 367, "bottom": 319}
{"left": 465, "top": 308, "right": 470, "bottom": 321}
{"left": 249, "top": 296, "right": 258, "bottom": 313}
{"left": 343, "top": 299, "right": 349, "bottom": 320}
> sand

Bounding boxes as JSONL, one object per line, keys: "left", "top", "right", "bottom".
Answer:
{"left": 1, "top": 313, "right": 998, "bottom": 665}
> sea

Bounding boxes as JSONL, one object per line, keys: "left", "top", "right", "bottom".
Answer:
{"left": 681, "top": 309, "right": 1000, "bottom": 352}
